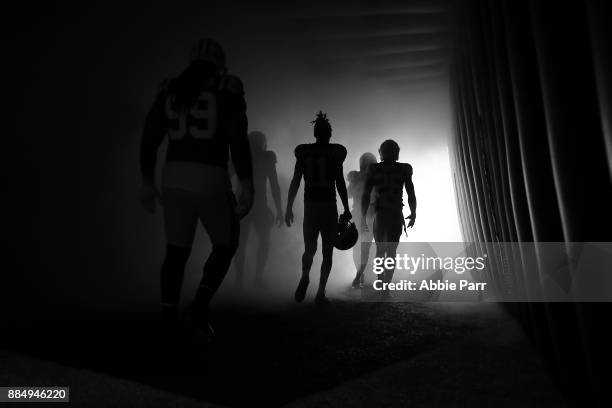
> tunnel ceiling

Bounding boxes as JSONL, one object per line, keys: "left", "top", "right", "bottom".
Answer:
{"left": 251, "top": 0, "right": 455, "bottom": 90}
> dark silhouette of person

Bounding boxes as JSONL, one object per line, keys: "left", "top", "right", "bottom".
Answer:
{"left": 285, "top": 111, "right": 351, "bottom": 304}
{"left": 139, "top": 38, "right": 253, "bottom": 336}
{"left": 361, "top": 140, "right": 416, "bottom": 296}
{"left": 233, "top": 131, "right": 283, "bottom": 288}
{"left": 347, "top": 152, "right": 378, "bottom": 288}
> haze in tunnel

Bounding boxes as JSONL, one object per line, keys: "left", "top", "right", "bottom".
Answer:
{"left": 15, "top": 2, "right": 612, "bottom": 404}
{"left": 191, "top": 1, "right": 462, "bottom": 299}
{"left": 20, "top": 0, "right": 460, "bottom": 313}
{"left": 230, "top": 1, "right": 462, "bottom": 243}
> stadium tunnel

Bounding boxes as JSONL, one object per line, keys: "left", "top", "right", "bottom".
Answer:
{"left": 15, "top": 1, "right": 612, "bottom": 404}
{"left": 259, "top": 8, "right": 612, "bottom": 400}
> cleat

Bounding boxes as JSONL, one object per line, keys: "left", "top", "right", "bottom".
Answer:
{"left": 315, "top": 293, "right": 331, "bottom": 305}
{"left": 294, "top": 276, "right": 309, "bottom": 302}
{"left": 352, "top": 274, "right": 365, "bottom": 289}
{"left": 183, "top": 306, "right": 215, "bottom": 342}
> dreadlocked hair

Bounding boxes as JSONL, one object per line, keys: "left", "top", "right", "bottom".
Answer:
{"left": 311, "top": 110, "right": 332, "bottom": 139}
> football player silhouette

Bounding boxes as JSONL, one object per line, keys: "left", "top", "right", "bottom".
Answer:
{"left": 139, "top": 39, "right": 253, "bottom": 335}
{"left": 233, "top": 131, "right": 283, "bottom": 288}
{"left": 285, "top": 111, "right": 351, "bottom": 304}
{"left": 347, "top": 152, "right": 377, "bottom": 288}
{"left": 361, "top": 140, "right": 416, "bottom": 295}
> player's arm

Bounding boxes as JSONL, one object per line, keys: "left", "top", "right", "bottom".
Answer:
{"left": 226, "top": 77, "right": 254, "bottom": 218}
{"left": 268, "top": 152, "right": 284, "bottom": 226}
{"left": 335, "top": 164, "right": 351, "bottom": 221}
{"left": 285, "top": 150, "right": 303, "bottom": 227}
{"left": 139, "top": 94, "right": 166, "bottom": 213}
{"left": 405, "top": 164, "right": 417, "bottom": 227}
{"left": 361, "top": 168, "right": 374, "bottom": 220}
{"left": 333, "top": 145, "right": 351, "bottom": 221}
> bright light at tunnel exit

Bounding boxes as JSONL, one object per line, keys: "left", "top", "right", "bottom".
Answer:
{"left": 396, "top": 144, "right": 462, "bottom": 242}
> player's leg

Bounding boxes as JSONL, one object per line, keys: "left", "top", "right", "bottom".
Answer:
{"left": 382, "top": 210, "right": 403, "bottom": 284}
{"left": 296, "top": 204, "right": 318, "bottom": 302}
{"left": 352, "top": 236, "right": 361, "bottom": 273}
{"left": 372, "top": 210, "right": 394, "bottom": 297}
{"left": 317, "top": 205, "right": 338, "bottom": 303}
{"left": 356, "top": 239, "right": 374, "bottom": 284}
{"left": 253, "top": 208, "right": 273, "bottom": 285}
{"left": 191, "top": 192, "right": 240, "bottom": 318}
{"left": 351, "top": 210, "right": 362, "bottom": 270}
{"left": 373, "top": 210, "right": 388, "bottom": 259}
{"left": 302, "top": 206, "right": 318, "bottom": 276}
{"left": 233, "top": 216, "right": 251, "bottom": 288}
{"left": 351, "top": 242, "right": 363, "bottom": 288}
{"left": 354, "top": 211, "right": 374, "bottom": 287}
{"left": 161, "top": 188, "right": 198, "bottom": 320}
{"left": 351, "top": 211, "right": 363, "bottom": 288}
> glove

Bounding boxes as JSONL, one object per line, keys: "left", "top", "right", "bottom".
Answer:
{"left": 406, "top": 213, "right": 416, "bottom": 228}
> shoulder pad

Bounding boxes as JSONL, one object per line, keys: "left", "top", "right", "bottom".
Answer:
{"left": 332, "top": 144, "right": 347, "bottom": 161}
{"left": 403, "top": 163, "right": 413, "bottom": 176}
{"left": 218, "top": 74, "right": 244, "bottom": 95}
{"left": 295, "top": 144, "right": 308, "bottom": 159}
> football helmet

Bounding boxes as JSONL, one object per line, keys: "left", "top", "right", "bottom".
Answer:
{"left": 334, "top": 216, "right": 359, "bottom": 250}
{"left": 190, "top": 38, "right": 226, "bottom": 71}
{"left": 359, "top": 152, "right": 377, "bottom": 172}
{"left": 379, "top": 139, "right": 400, "bottom": 162}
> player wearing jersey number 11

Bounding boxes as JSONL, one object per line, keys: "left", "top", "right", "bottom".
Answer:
{"left": 285, "top": 111, "right": 351, "bottom": 305}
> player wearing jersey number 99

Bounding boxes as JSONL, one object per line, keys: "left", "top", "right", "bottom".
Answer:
{"left": 139, "top": 38, "right": 253, "bottom": 338}
{"left": 165, "top": 91, "right": 217, "bottom": 141}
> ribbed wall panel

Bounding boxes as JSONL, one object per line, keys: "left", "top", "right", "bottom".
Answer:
{"left": 450, "top": 0, "right": 612, "bottom": 403}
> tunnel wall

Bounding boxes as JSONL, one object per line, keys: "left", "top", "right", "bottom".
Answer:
{"left": 450, "top": 0, "right": 612, "bottom": 404}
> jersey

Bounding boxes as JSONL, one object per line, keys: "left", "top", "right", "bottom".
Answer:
{"left": 366, "top": 162, "right": 412, "bottom": 210}
{"left": 295, "top": 143, "right": 347, "bottom": 203}
{"left": 140, "top": 73, "right": 251, "bottom": 192}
